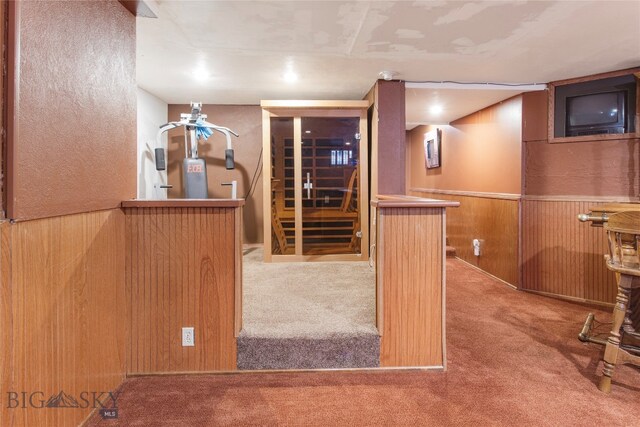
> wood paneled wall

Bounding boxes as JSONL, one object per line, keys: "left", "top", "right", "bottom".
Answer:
{"left": 411, "top": 190, "right": 520, "bottom": 287}
{"left": 124, "top": 207, "right": 241, "bottom": 374}
{"left": 521, "top": 199, "right": 617, "bottom": 304}
{"left": 407, "top": 97, "right": 522, "bottom": 195}
{"left": 0, "top": 210, "right": 126, "bottom": 427}
{"left": 377, "top": 206, "right": 445, "bottom": 367}
{"left": 406, "top": 97, "right": 522, "bottom": 288}
{"left": 520, "top": 72, "right": 638, "bottom": 305}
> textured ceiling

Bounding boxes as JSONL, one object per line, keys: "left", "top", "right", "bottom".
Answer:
{"left": 137, "top": 1, "right": 640, "bottom": 123}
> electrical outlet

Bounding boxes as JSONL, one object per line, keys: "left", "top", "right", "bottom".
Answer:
{"left": 182, "top": 327, "right": 194, "bottom": 347}
{"left": 472, "top": 239, "right": 481, "bottom": 257}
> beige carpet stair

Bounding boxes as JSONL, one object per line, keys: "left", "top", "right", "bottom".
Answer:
{"left": 238, "top": 247, "right": 379, "bottom": 370}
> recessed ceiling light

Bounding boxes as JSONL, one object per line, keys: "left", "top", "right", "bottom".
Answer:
{"left": 345, "top": 141, "right": 351, "bottom": 146}
{"left": 305, "top": 130, "right": 311, "bottom": 134}
{"left": 192, "top": 67, "right": 209, "bottom": 82}
{"left": 283, "top": 71, "right": 298, "bottom": 83}
{"left": 430, "top": 105, "right": 443, "bottom": 115}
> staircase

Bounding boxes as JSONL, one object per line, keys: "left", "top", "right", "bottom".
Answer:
{"left": 446, "top": 238, "right": 457, "bottom": 258}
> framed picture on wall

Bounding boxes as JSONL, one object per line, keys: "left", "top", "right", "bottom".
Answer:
{"left": 424, "top": 129, "right": 441, "bottom": 169}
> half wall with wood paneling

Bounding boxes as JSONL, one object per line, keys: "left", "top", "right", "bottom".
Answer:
{"left": 0, "top": 210, "right": 126, "bottom": 427}
{"left": 374, "top": 197, "right": 458, "bottom": 368}
{"left": 410, "top": 190, "right": 520, "bottom": 287}
{"left": 124, "top": 204, "right": 241, "bottom": 374}
{"left": 378, "top": 207, "right": 443, "bottom": 366}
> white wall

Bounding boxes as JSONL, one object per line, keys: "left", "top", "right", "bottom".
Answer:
{"left": 137, "top": 87, "right": 169, "bottom": 199}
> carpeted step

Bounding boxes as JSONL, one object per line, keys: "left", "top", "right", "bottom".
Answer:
{"left": 237, "top": 332, "right": 380, "bottom": 370}
{"left": 240, "top": 246, "right": 379, "bottom": 370}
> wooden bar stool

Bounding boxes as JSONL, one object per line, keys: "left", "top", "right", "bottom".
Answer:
{"left": 599, "top": 211, "right": 640, "bottom": 393}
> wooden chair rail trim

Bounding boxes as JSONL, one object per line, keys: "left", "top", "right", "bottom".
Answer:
{"left": 122, "top": 199, "right": 245, "bottom": 208}
{"left": 411, "top": 187, "right": 521, "bottom": 201}
{"left": 372, "top": 195, "right": 459, "bottom": 208}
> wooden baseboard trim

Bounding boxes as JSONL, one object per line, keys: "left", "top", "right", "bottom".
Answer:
{"left": 79, "top": 407, "right": 100, "bottom": 427}
{"left": 454, "top": 257, "right": 519, "bottom": 290}
{"left": 410, "top": 188, "right": 521, "bottom": 201}
{"left": 127, "top": 365, "right": 445, "bottom": 377}
{"left": 520, "top": 288, "right": 614, "bottom": 309}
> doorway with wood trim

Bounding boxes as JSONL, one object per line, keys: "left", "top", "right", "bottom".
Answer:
{"left": 261, "top": 101, "right": 369, "bottom": 262}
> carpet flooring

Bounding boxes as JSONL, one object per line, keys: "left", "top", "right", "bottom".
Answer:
{"left": 237, "top": 247, "right": 379, "bottom": 369}
{"left": 87, "top": 258, "right": 640, "bottom": 426}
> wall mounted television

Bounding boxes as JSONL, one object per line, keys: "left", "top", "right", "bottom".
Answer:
{"left": 554, "top": 74, "right": 637, "bottom": 138}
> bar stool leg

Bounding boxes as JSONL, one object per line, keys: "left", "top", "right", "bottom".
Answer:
{"left": 619, "top": 271, "right": 638, "bottom": 336}
{"left": 599, "top": 275, "right": 632, "bottom": 393}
